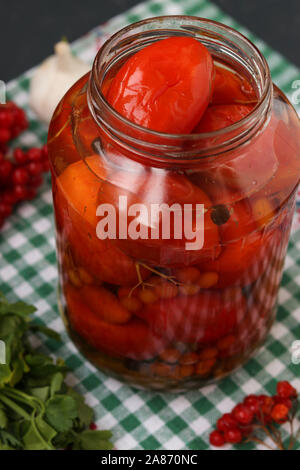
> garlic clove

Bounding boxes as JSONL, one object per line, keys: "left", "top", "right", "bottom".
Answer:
{"left": 29, "top": 41, "right": 90, "bottom": 124}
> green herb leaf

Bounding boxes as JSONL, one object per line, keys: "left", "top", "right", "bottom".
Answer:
{"left": 0, "top": 301, "right": 36, "bottom": 317}
{"left": 0, "top": 407, "right": 8, "bottom": 429}
{"left": 50, "top": 372, "right": 64, "bottom": 397}
{"left": 66, "top": 388, "right": 93, "bottom": 428}
{"left": 76, "top": 429, "right": 113, "bottom": 450}
{"left": 46, "top": 395, "right": 78, "bottom": 432}
{"left": 0, "top": 292, "right": 113, "bottom": 450}
{"left": 0, "top": 429, "right": 22, "bottom": 449}
{"left": 30, "top": 324, "right": 61, "bottom": 342}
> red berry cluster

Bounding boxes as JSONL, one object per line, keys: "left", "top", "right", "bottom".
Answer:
{"left": 0, "top": 146, "right": 49, "bottom": 228}
{"left": 210, "top": 381, "right": 298, "bottom": 448}
{"left": 0, "top": 102, "right": 28, "bottom": 153}
{"left": 0, "top": 101, "right": 50, "bottom": 229}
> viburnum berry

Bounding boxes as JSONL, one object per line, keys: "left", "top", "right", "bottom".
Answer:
{"left": 232, "top": 404, "right": 254, "bottom": 425}
{"left": 270, "top": 404, "right": 289, "bottom": 423}
{"left": 13, "top": 148, "right": 27, "bottom": 165}
{"left": 0, "top": 110, "right": 14, "bottom": 128}
{"left": 209, "top": 382, "right": 299, "bottom": 449}
{"left": 276, "top": 381, "right": 297, "bottom": 399}
{"left": 0, "top": 128, "right": 11, "bottom": 144}
{"left": 41, "top": 144, "right": 48, "bottom": 158}
{"left": 274, "top": 395, "right": 292, "bottom": 409}
{"left": 224, "top": 428, "right": 242, "bottom": 444}
{"left": 26, "top": 189, "right": 37, "bottom": 200}
{"left": 0, "top": 202, "right": 12, "bottom": 218}
{"left": 0, "top": 102, "right": 51, "bottom": 229}
{"left": 12, "top": 167, "right": 30, "bottom": 185}
{"left": 0, "top": 159, "right": 12, "bottom": 180}
{"left": 243, "top": 395, "right": 260, "bottom": 415}
{"left": 13, "top": 184, "right": 29, "bottom": 201}
{"left": 257, "top": 395, "right": 274, "bottom": 420}
{"left": 209, "top": 430, "right": 225, "bottom": 447}
{"left": 2, "top": 190, "right": 17, "bottom": 205}
{"left": 217, "top": 413, "right": 238, "bottom": 432}
{"left": 27, "top": 161, "right": 43, "bottom": 176}
{"left": 0, "top": 102, "right": 28, "bottom": 144}
{"left": 30, "top": 175, "right": 43, "bottom": 188}
{"left": 27, "top": 147, "right": 42, "bottom": 161}
{"left": 42, "top": 160, "right": 50, "bottom": 172}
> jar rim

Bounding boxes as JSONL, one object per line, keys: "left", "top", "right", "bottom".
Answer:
{"left": 88, "top": 15, "right": 272, "bottom": 159}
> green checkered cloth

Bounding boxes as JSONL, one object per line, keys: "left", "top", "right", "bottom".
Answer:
{"left": 1, "top": 0, "right": 300, "bottom": 450}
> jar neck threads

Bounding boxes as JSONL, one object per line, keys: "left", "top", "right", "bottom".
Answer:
{"left": 88, "top": 16, "right": 272, "bottom": 167}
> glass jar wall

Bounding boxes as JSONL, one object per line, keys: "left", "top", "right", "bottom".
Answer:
{"left": 48, "top": 17, "right": 300, "bottom": 391}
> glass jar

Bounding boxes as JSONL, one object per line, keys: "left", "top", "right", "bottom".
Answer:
{"left": 48, "top": 16, "right": 300, "bottom": 391}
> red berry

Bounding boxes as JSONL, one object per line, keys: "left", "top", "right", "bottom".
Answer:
{"left": 224, "top": 428, "right": 242, "bottom": 444}
{"left": 274, "top": 396, "right": 292, "bottom": 409}
{"left": 0, "top": 110, "right": 13, "bottom": 127}
{"left": 2, "top": 190, "right": 17, "bottom": 205}
{"left": 243, "top": 395, "right": 260, "bottom": 415}
{"left": 257, "top": 395, "right": 274, "bottom": 423}
{"left": 27, "top": 147, "right": 42, "bottom": 161}
{"left": 0, "top": 128, "right": 11, "bottom": 143}
{"left": 0, "top": 202, "right": 12, "bottom": 218}
{"left": 0, "top": 152, "right": 4, "bottom": 162}
{"left": 42, "top": 160, "right": 50, "bottom": 172}
{"left": 0, "top": 144, "right": 8, "bottom": 154}
{"left": 233, "top": 404, "right": 254, "bottom": 425}
{"left": 14, "top": 148, "right": 27, "bottom": 164}
{"left": 277, "top": 381, "right": 297, "bottom": 399}
{"left": 41, "top": 144, "right": 48, "bottom": 159}
{"left": 270, "top": 404, "right": 289, "bottom": 423}
{"left": 13, "top": 185, "right": 28, "bottom": 201}
{"left": 27, "top": 161, "right": 43, "bottom": 176}
{"left": 12, "top": 167, "right": 30, "bottom": 185}
{"left": 30, "top": 175, "right": 43, "bottom": 188}
{"left": 0, "top": 159, "right": 12, "bottom": 179}
{"left": 217, "top": 413, "right": 238, "bottom": 432}
{"left": 209, "top": 430, "right": 225, "bottom": 447}
{"left": 89, "top": 422, "right": 97, "bottom": 430}
{"left": 15, "top": 107, "right": 27, "bottom": 128}
{"left": 26, "top": 189, "right": 37, "bottom": 200}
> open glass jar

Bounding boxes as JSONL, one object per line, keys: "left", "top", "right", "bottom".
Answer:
{"left": 48, "top": 16, "right": 300, "bottom": 391}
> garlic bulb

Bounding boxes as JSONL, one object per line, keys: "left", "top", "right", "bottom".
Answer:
{"left": 29, "top": 41, "right": 90, "bottom": 124}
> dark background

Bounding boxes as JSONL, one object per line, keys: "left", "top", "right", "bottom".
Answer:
{"left": 1, "top": 0, "right": 300, "bottom": 81}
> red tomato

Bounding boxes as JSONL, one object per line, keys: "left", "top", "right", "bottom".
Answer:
{"left": 48, "top": 74, "right": 95, "bottom": 168}
{"left": 188, "top": 109, "right": 279, "bottom": 205}
{"left": 137, "top": 289, "right": 245, "bottom": 344}
{"left": 107, "top": 37, "right": 214, "bottom": 133}
{"left": 54, "top": 157, "right": 150, "bottom": 286}
{"left": 194, "top": 104, "right": 253, "bottom": 133}
{"left": 98, "top": 167, "right": 220, "bottom": 267}
{"left": 78, "top": 285, "right": 132, "bottom": 324}
{"left": 211, "top": 66, "right": 256, "bottom": 105}
{"left": 199, "top": 229, "right": 276, "bottom": 288}
{"left": 65, "top": 286, "right": 166, "bottom": 359}
{"left": 262, "top": 118, "right": 300, "bottom": 200}
{"left": 220, "top": 199, "right": 257, "bottom": 243}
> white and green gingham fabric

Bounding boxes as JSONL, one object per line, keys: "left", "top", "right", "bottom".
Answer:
{"left": 1, "top": 0, "right": 300, "bottom": 450}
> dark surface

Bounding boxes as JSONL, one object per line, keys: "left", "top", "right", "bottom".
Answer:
{"left": 1, "top": 0, "right": 300, "bottom": 82}
{"left": 214, "top": 0, "right": 300, "bottom": 66}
